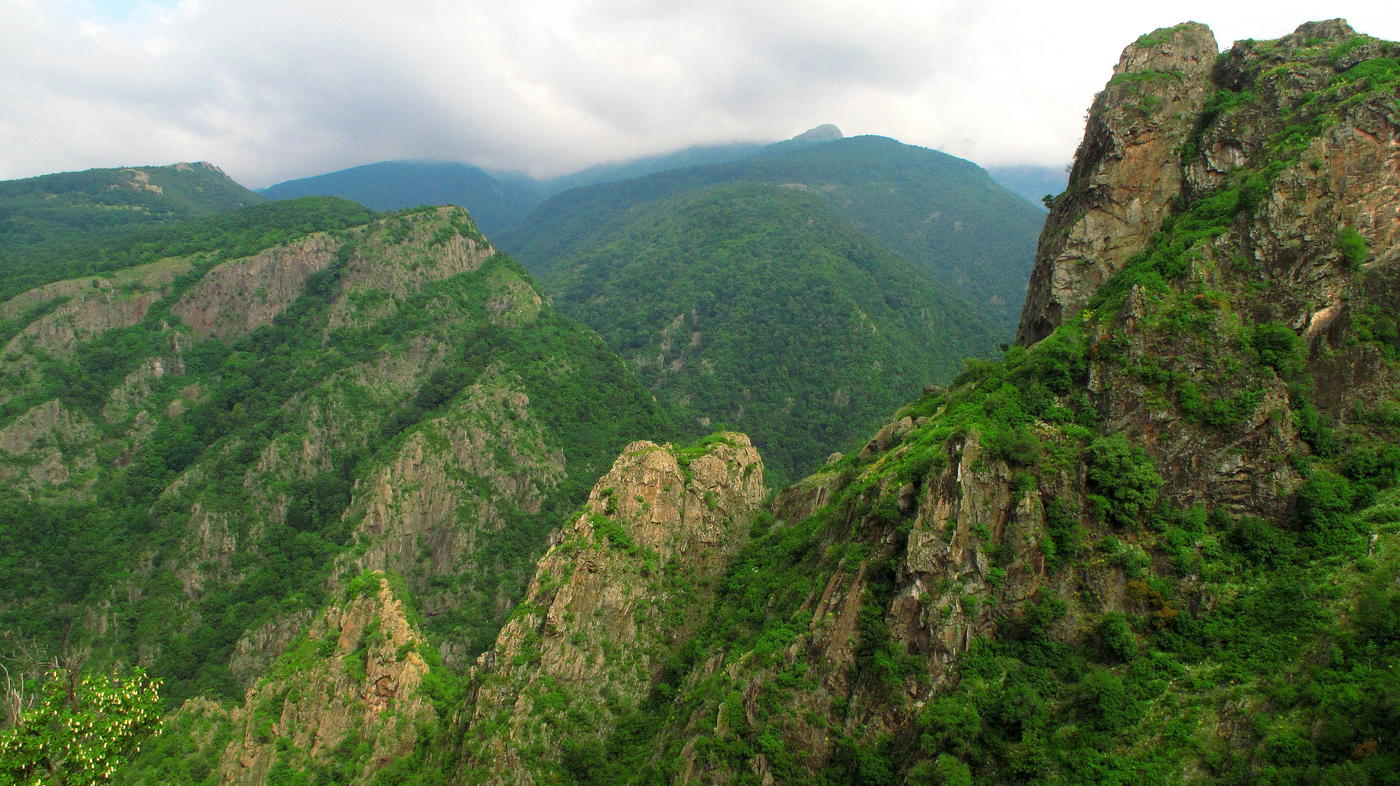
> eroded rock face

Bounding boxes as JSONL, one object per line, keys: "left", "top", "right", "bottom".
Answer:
{"left": 216, "top": 575, "right": 435, "bottom": 785}
{"left": 1018, "top": 23, "right": 1219, "bottom": 345}
{"left": 455, "top": 434, "right": 765, "bottom": 785}
{"left": 172, "top": 235, "right": 337, "bottom": 341}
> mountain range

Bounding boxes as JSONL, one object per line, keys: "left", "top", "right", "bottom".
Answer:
{"left": 0, "top": 17, "right": 1396, "bottom": 786}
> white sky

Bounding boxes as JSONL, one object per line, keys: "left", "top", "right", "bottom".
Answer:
{"left": 2, "top": 0, "right": 1396, "bottom": 187}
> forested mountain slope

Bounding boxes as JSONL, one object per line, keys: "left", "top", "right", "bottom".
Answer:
{"left": 0, "top": 162, "right": 266, "bottom": 298}
{"left": 429, "top": 19, "right": 1400, "bottom": 785}
{"left": 0, "top": 200, "right": 678, "bottom": 782}
{"left": 543, "top": 182, "right": 1000, "bottom": 483}
{"left": 500, "top": 134, "right": 1044, "bottom": 335}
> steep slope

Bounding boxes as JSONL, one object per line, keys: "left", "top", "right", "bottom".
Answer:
{"left": 450, "top": 434, "right": 765, "bottom": 784}
{"left": 260, "top": 160, "right": 535, "bottom": 235}
{"left": 544, "top": 182, "right": 1000, "bottom": 484}
{"left": 498, "top": 133, "right": 1044, "bottom": 335}
{"left": 129, "top": 573, "right": 440, "bottom": 784}
{"left": 0, "top": 200, "right": 676, "bottom": 729}
{"left": 465, "top": 20, "right": 1399, "bottom": 784}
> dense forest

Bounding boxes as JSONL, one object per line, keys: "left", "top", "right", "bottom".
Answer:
{"left": 543, "top": 182, "right": 998, "bottom": 483}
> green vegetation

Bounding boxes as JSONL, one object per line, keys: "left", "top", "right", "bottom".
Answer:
{"left": 541, "top": 182, "right": 1000, "bottom": 484}
{"left": 500, "top": 134, "right": 1043, "bottom": 336}
{"left": 0, "top": 204, "right": 675, "bottom": 711}
{"left": 1337, "top": 226, "right": 1369, "bottom": 270}
{"left": 0, "top": 666, "right": 162, "bottom": 785}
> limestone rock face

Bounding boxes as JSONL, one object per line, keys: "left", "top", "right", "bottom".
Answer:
{"left": 454, "top": 434, "right": 765, "bottom": 785}
{"left": 1018, "top": 23, "right": 1219, "bottom": 345}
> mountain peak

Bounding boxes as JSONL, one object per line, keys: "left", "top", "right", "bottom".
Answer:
{"left": 790, "top": 123, "right": 843, "bottom": 143}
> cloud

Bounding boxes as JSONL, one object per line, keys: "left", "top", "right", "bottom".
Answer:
{"left": 2, "top": 0, "right": 1396, "bottom": 186}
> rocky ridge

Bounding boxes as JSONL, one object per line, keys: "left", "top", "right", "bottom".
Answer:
{"left": 451, "top": 434, "right": 765, "bottom": 784}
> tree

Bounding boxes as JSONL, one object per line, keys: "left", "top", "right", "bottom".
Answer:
{"left": 0, "top": 666, "right": 161, "bottom": 785}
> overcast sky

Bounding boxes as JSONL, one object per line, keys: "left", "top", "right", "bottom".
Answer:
{"left": 2, "top": 0, "right": 1396, "bottom": 188}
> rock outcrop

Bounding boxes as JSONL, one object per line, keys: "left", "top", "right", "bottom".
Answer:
{"left": 1018, "top": 23, "right": 1219, "bottom": 345}
{"left": 453, "top": 434, "right": 765, "bottom": 784}
{"left": 214, "top": 574, "right": 437, "bottom": 784}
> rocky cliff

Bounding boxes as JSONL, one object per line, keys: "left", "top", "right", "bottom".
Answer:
{"left": 1017, "top": 22, "right": 1219, "bottom": 345}
{"left": 451, "top": 434, "right": 765, "bottom": 784}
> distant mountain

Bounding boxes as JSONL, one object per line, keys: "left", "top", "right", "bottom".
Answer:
{"left": 986, "top": 163, "right": 1069, "bottom": 210}
{"left": 253, "top": 126, "right": 852, "bottom": 235}
{"left": 536, "top": 182, "right": 1001, "bottom": 482}
{"left": 0, "top": 161, "right": 261, "bottom": 256}
{"left": 536, "top": 141, "right": 766, "bottom": 196}
{"left": 259, "top": 160, "right": 535, "bottom": 235}
{"left": 501, "top": 134, "right": 1045, "bottom": 335}
{"left": 0, "top": 162, "right": 266, "bottom": 301}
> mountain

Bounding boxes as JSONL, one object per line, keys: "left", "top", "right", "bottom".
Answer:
{"left": 542, "top": 182, "right": 1000, "bottom": 483}
{"left": 0, "top": 161, "right": 261, "bottom": 254}
{"left": 255, "top": 126, "right": 848, "bottom": 233}
{"left": 258, "top": 160, "right": 535, "bottom": 235}
{"left": 0, "top": 162, "right": 263, "bottom": 296}
{"left": 986, "top": 163, "right": 1069, "bottom": 209}
{"left": 8, "top": 16, "right": 1398, "bottom": 786}
{"left": 499, "top": 133, "right": 1045, "bottom": 335}
{"left": 535, "top": 140, "right": 767, "bottom": 196}
{"left": 426, "top": 19, "right": 1398, "bottom": 785}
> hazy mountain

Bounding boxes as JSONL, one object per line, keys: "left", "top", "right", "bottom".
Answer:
{"left": 535, "top": 141, "right": 766, "bottom": 196}
{"left": 258, "top": 160, "right": 535, "bottom": 235}
{"left": 986, "top": 163, "right": 1070, "bottom": 209}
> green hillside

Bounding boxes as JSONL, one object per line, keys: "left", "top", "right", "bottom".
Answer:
{"left": 0, "top": 162, "right": 261, "bottom": 255}
{"left": 544, "top": 182, "right": 999, "bottom": 483}
{"left": 499, "top": 134, "right": 1044, "bottom": 335}
{"left": 0, "top": 162, "right": 274, "bottom": 301}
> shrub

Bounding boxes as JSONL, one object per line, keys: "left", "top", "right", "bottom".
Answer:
{"left": 1095, "top": 612, "right": 1139, "bottom": 663}
{"left": 985, "top": 427, "right": 1042, "bottom": 466}
{"left": 1249, "top": 322, "right": 1304, "bottom": 377}
{"left": 1295, "top": 470, "right": 1355, "bottom": 540}
{"left": 1087, "top": 435, "right": 1164, "bottom": 528}
{"left": 1336, "top": 226, "right": 1368, "bottom": 270}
